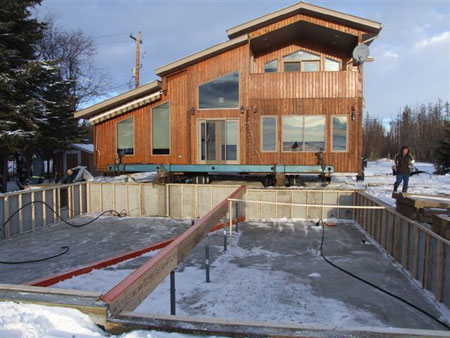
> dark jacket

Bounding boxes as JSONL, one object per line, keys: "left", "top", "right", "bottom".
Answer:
{"left": 394, "top": 153, "right": 415, "bottom": 175}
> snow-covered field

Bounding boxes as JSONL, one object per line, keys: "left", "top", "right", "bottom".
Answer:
{"left": 1, "top": 160, "right": 449, "bottom": 337}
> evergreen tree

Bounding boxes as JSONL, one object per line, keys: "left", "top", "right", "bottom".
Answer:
{"left": 434, "top": 122, "right": 450, "bottom": 175}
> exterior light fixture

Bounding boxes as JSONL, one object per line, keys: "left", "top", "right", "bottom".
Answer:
{"left": 190, "top": 107, "right": 195, "bottom": 115}
{"left": 351, "top": 111, "right": 356, "bottom": 120}
{"left": 240, "top": 106, "right": 245, "bottom": 114}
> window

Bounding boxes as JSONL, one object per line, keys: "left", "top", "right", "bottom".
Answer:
{"left": 332, "top": 116, "right": 348, "bottom": 151}
{"left": 117, "top": 117, "right": 134, "bottom": 155}
{"left": 304, "top": 116, "right": 325, "bottom": 151}
{"left": 282, "top": 115, "right": 326, "bottom": 152}
{"left": 283, "top": 50, "right": 320, "bottom": 73}
{"left": 199, "top": 72, "right": 239, "bottom": 109}
{"left": 325, "top": 58, "right": 340, "bottom": 71}
{"left": 262, "top": 116, "right": 277, "bottom": 151}
{"left": 282, "top": 116, "right": 303, "bottom": 151}
{"left": 152, "top": 102, "right": 170, "bottom": 155}
{"left": 264, "top": 59, "right": 278, "bottom": 73}
{"left": 222, "top": 121, "right": 238, "bottom": 161}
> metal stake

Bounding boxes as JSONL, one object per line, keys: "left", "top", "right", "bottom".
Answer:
{"left": 170, "top": 270, "right": 176, "bottom": 315}
{"left": 223, "top": 217, "right": 227, "bottom": 251}
{"left": 205, "top": 235, "right": 210, "bottom": 283}
{"left": 235, "top": 202, "right": 239, "bottom": 233}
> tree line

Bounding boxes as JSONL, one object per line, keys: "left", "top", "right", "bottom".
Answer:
{"left": 0, "top": 1, "right": 108, "bottom": 192}
{"left": 363, "top": 100, "right": 450, "bottom": 174}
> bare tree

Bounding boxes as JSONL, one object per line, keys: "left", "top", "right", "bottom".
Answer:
{"left": 37, "top": 14, "right": 110, "bottom": 108}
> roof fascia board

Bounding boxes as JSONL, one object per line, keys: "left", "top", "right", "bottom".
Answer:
{"left": 155, "top": 34, "right": 248, "bottom": 77}
{"left": 227, "top": 2, "right": 382, "bottom": 39}
{"left": 74, "top": 80, "right": 161, "bottom": 120}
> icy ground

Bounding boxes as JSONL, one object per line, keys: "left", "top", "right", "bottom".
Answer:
{"left": 2, "top": 160, "right": 450, "bottom": 337}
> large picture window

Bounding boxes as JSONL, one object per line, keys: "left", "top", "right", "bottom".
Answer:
{"left": 198, "top": 72, "right": 239, "bottom": 109}
{"left": 261, "top": 116, "right": 277, "bottom": 151}
{"left": 332, "top": 116, "right": 348, "bottom": 151}
{"left": 282, "top": 115, "right": 326, "bottom": 152}
{"left": 152, "top": 102, "right": 170, "bottom": 155}
{"left": 117, "top": 117, "right": 134, "bottom": 155}
{"left": 283, "top": 50, "right": 320, "bottom": 73}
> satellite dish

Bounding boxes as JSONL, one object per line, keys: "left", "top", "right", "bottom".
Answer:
{"left": 352, "top": 44, "right": 369, "bottom": 64}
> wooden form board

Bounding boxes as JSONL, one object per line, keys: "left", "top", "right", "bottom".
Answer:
{"left": 0, "top": 182, "right": 86, "bottom": 240}
{"left": 101, "top": 185, "right": 246, "bottom": 315}
{"left": 354, "top": 191, "right": 450, "bottom": 306}
{"left": 394, "top": 193, "right": 450, "bottom": 209}
{"left": 0, "top": 284, "right": 107, "bottom": 326}
{"left": 106, "top": 311, "right": 450, "bottom": 337}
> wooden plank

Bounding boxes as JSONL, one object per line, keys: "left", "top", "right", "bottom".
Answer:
{"left": 3, "top": 197, "right": 9, "bottom": 239}
{"left": 18, "top": 193, "right": 23, "bottom": 234}
{"left": 102, "top": 185, "right": 247, "bottom": 315}
{"left": 412, "top": 227, "right": 420, "bottom": 279}
{"left": 422, "top": 233, "right": 431, "bottom": 290}
{"left": 381, "top": 210, "right": 387, "bottom": 249}
{"left": 434, "top": 240, "right": 445, "bottom": 302}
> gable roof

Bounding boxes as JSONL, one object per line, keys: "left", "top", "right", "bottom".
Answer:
{"left": 226, "top": 1, "right": 382, "bottom": 39}
{"left": 74, "top": 80, "right": 161, "bottom": 120}
{"left": 155, "top": 34, "right": 248, "bottom": 77}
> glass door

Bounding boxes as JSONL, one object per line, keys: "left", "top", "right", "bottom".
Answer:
{"left": 199, "top": 120, "right": 238, "bottom": 164}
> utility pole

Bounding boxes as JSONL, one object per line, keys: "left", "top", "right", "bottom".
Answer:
{"left": 129, "top": 32, "right": 143, "bottom": 89}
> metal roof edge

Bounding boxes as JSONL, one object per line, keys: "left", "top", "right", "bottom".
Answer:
{"left": 155, "top": 34, "right": 249, "bottom": 77}
{"left": 74, "top": 80, "right": 161, "bottom": 120}
{"left": 226, "top": 2, "right": 382, "bottom": 39}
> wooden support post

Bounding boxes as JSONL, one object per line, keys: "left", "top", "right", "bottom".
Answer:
{"left": 181, "top": 185, "right": 184, "bottom": 218}
{"left": 422, "top": 233, "right": 431, "bottom": 290}
{"left": 195, "top": 185, "right": 199, "bottom": 218}
{"left": 42, "top": 190, "right": 47, "bottom": 227}
{"left": 229, "top": 200, "right": 233, "bottom": 245}
{"left": 87, "top": 182, "right": 91, "bottom": 213}
{"left": 18, "top": 194, "right": 23, "bottom": 234}
{"left": 31, "top": 192, "right": 36, "bottom": 231}
{"left": 79, "top": 184, "right": 83, "bottom": 215}
{"left": 165, "top": 184, "right": 169, "bottom": 217}
{"left": 381, "top": 210, "right": 387, "bottom": 249}
{"left": 435, "top": 240, "right": 444, "bottom": 302}
{"left": 388, "top": 213, "right": 394, "bottom": 256}
{"left": 412, "top": 227, "right": 420, "bottom": 279}
{"left": 3, "top": 196, "right": 9, "bottom": 238}
{"left": 394, "top": 216, "right": 402, "bottom": 261}
{"left": 68, "top": 186, "right": 72, "bottom": 219}
{"left": 402, "top": 221, "right": 410, "bottom": 270}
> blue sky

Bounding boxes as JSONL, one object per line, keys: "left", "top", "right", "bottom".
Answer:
{"left": 36, "top": 0, "right": 449, "bottom": 120}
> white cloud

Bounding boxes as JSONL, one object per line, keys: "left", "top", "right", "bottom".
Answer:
{"left": 382, "top": 51, "right": 399, "bottom": 59}
{"left": 415, "top": 31, "right": 450, "bottom": 49}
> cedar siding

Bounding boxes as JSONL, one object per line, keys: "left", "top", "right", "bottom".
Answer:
{"left": 77, "top": 2, "right": 381, "bottom": 175}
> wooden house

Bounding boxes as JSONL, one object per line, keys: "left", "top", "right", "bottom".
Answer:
{"left": 75, "top": 2, "right": 382, "bottom": 184}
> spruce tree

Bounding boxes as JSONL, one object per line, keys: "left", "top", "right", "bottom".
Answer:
{"left": 434, "top": 122, "right": 450, "bottom": 175}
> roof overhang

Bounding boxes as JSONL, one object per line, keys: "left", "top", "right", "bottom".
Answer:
{"left": 89, "top": 90, "right": 162, "bottom": 125}
{"left": 155, "top": 34, "right": 248, "bottom": 77}
{"left": 250, "top": 21, "right": 357, "bottom": 56}
{"left": 227, "top": 2, "right": 382, "bottom": 39}
{"left": 74, "top": 80, "right": 161, "bottom": 120}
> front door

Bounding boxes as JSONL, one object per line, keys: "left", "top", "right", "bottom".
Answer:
{"left": 199, "top": 120, "right": 238, "bottom": 164}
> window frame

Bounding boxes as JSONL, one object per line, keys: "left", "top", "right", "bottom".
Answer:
{"left": 324, "top": 57, "right": 341, "bottom": 72}
{"left": 281, "top": 114, "right": 326, "bottom": 153}
{"left": 151, "top": 101, "right": 171, "bottom": 156}
{"left": 264, "top": 59, "right": 278, "bottom": 73}
{"left": 197, "top": 71, "right": 240, "bottom": 110}
{"left": 282, "top": 49, "right": 321, "bottom": 73}
{"left": 260, "top": 116, "right": 278, "bottom": 152}
{"left": 116, "top": 116, "right": 135, "bottom": 156}
{"left": 331, "top": 114, "right": 348, "bottom": 152}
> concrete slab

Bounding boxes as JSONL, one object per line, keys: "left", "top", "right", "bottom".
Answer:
{"left": 139, "top": 220, "right": 450, "bottom": 331}
{"left": 0, "top": 214, "right": 192, "bottom": 284}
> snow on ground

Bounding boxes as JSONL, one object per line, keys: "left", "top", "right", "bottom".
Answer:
{"left": 333, "top": 159, "right": 450, "bottom": 206}
{"left": 2, "top": 160, "right": 450, "bottom": 337}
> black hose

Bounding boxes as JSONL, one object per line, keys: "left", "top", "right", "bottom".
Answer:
{"left": 317, "top": 219, "right": 450, "bottom": 331}
{"left": 0, "top": 201, "right": 126, "bottom": 264}
{"left": 0, "top": 246, "right": 69, "bottom": 264}
{"left": 1, "top": 201, "right": 126, "bottom": 231}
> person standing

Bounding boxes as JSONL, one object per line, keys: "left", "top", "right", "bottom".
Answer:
{"left": 393, "top": 146, "right": 415, "bottom": 193}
